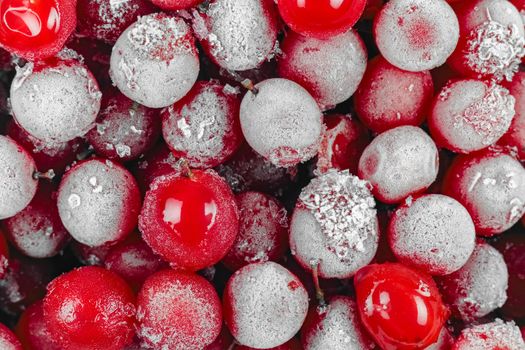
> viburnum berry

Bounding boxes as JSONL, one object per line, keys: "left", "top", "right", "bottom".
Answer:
{"left": 0, "top": 322, "right": 22, "bottom": 350}
{"left": 452, "top": 319, "right": 525, "bottom": 350}
{"left": 15, "top": 301, "right": 60, "bottom": 350}
{"left": 150, "top": 0, "right": 203, "bottom": 10}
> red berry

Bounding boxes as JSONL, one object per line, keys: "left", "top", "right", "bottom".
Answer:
{"left": 277, "top": 0, "right": 367, "bottom": 39}
{"left": 136, "top": 269, "right": 222, "bottom": 350}
{"left": 0, "top": 0, "right": 76, "bottom": 60}
{"left": 354, "top": 263, "right": 449, "bottom": 350}
{"left": 15, "top": 301, "right": 61, "bottom": 350}
{"left": 139, "top": 169, "right": 239, "bottom": 270}
{"left": 150, "top": 0, "right": 203, "bottom": 10}
{"left": 452, "top": 319, "right": 525, "bottom": 350}
{"left": 43, "top": 266, "right": 136, "bottom": 350}
{"left": 71, "top": 240, "right": 114, "bottom": 267}
{"left": 205, "top": 326, "right": 234, "bottom": 350}
{"left": 132, "top": 143, "right": 181, "bottom": 193}
{"left": 0, "top": 322, "right": 22, "bottom": 350}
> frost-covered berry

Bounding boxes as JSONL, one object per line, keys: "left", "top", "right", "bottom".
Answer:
{"left": 162, "top": 81, "right": 243, "bottom": 169}
{"left": 0, "top": 136, "right": 38, "bottom": 220}
{"left": 278, "top": 30, "right": 367, "bottom": 110}
{"left": 222, "top": 192, "right": 288, "bottom": 271}
{"left": 136, "top": 270, "right": 222, "bottom": 350}
{"left": 437, "top": 241, "right": 508, "bottom": 321}
{"left": 224, "top": 262, "right": 309, "bottom": 349}
{"left": 57, "top": 159, "right": 141, "bottom": 247}
{"left": 110, "top": 13, "right": 200, "bottom": 108}
{"left": 0, "top": 323, "right": 22, "bottom": 350}
{"left": 87, "top": 91, "right": 161, "bottom": 162}
{"left": 301, "top": 296, "right": 375, "bottom": 350}
{"left": 374, "top": 0, "right": 459, "bottom": 71}
{"left": 132, "top": 143, "right": 181, "bottom": 193}
{"left": 499, "top": 71, "right": 525, "bottom": 160}
{"left": 192, "top": 0, "right": 278, "bottom": 71}
{"left": 354, "top": 56, "right": 434, "bottom": 133}
{"left": 358, "top": 126, "right": 439, "bottom": 204}
{"left": 15, "top": 301, "right": 60, "bottom": 350}
{"left": 388, "top": 194, "right": 476, "bottom": 275}
{"left": 290, "top": 170, "right": 379, "bottom": 279}
{"left": 235, "top": 339, "right": 302, "bottom": 350}
{"left": 442, "top": 150, "right": 525, "bottom": 235}
{"left": 452, "top": 319, "right": 525, "bottom": 350}
{"left": 10, "top": 59, "right": 102, "bottom": 144}
{"left": 240, "top": 78, "right": 323, "bottom": 167}
{"left": 429, "top": 80, "right": 515, "bottom": 153}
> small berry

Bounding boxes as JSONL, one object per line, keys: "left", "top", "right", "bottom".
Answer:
{"left": 150, "top": 0, "right": 203, "bottom": 10}
{"left": 452, "top": 319, "right": 525, "bottom": 350}
{"left": 15, "top": 301, "right": 61, "bottom": 350}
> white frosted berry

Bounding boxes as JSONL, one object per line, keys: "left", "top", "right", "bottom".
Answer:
{"left": 110, "top": 13, "right": 200, "bottom": 108}
{"left": 374, "top": 0, "right": 459, "bottom": 71}
{"left": 454, "top": 319, "right": 525, "bottom": 350}
{"left": 10, "top": 60, "right": 102, "bottom": 144}
{"left": 240, "top": 78, "right": 323, "bottom": 167}
{"left": 0, "top": 136, "right": 38, "bottom": 220}
{"left": 290, "top": 170, "right": 379, "bottom": 279}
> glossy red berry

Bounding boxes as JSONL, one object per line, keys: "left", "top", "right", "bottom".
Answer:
{"left": 15, "top": 301, "right": 60, "bottom": 350}
{"left": 354, "top": 263, "right": 449, "bottom": 350}
{"left": 0, "top": 322, "right": 22, "bottom": 350}
{"left": 277, "top": 0, "right": 367, "bottom": 39}
{"left": 0, "top": 0, "right": 76, "bottom": 60}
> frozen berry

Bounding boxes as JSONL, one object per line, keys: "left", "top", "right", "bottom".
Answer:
{"left": 0, "top": 230, "right": 9, "bottom": 279}
{"left": 240, "top": 78, "right": 323, "bottom": 167}
{"left": 0, "top": 136, "right": 38, "bottom": 220}
{"left": 136, "top": 269, "right": 222, "bottom": 350}
{"left": 0, "top": 0, "right": 76, "bottom": 60}
{"left": 452, "top": 319, "right": 525, "bottom": 350}
{"left": 499, "top": 71, "right": 525, "bottom": 160}
{"left": 139, "top": 169, "right": 238, "bottom": 270}
{"left": 43, "top": 266, "right": 136, "bottom": 350}
{"left": 374, "top": 0, "right": 459, "bottom": 71}
{"left": 0, "top": 323, "right": 22, "bottom": 350}
{"left": 87, "top": 91, "right": 161, "bottom": 162}
{"left": 437, "top": 240, "right": 508, "bottom": 321}
{"left": 15, "top": 301, "right": 60, "bottom": 350}
{"left": 235, "top": 339, "right": 302, "bottom": 350}
{"left": 301, "top": 296, "right": 375, "bottom": 350}
{"left": 354, "top": 55, "right": 434, "bottom": 133}
{"left": 71, "top": 241, "right": 113, "bottom": 266}
{"left": 354, "top": 263, "right": 448, "bottom": 350}
{"left": 224, "top": 262, "right": 309, "bottom": 349}
{"left": 278, "top": 29, "right": 367, "bottom": 110}
{"left": 132, "top": 143, "right": 181, "bottom": 193}
{"left": 150, "top": 0, "right": 202, "bottom": 10}
{"left": 10, "top": 59, "right": 102, "bottom": 144}
{"left": 429, "top": 80, "right": 515, "bottom": 153}
{"left": 222, "top": 191, "right": 288, "bottom": 271}
{"left": 388, "top": 194, "right": 476, "bottom": 275}
{"left": 277, "top": 0, "right": 367, "bottom": 39}
{"left": 290, "top": 170, "right": 379, "bottom": 279}
{"left": 192, "top": 0, "right": 278, "bottom": 71}
{"left": 442, "top": 150, "right": 525, "bottom": 235}
{"left": 57, "top": 159, "right": 141, "bottom": 247}
{"left": 110, "top": 13, "right": 200, "bottom": 108}
{"left": 162, "top": 81, "right": 243, "bottom": 169}
{"left": 358, "top": 126, "right": 439, "bottom": 204}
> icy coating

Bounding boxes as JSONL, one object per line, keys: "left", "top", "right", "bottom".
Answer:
{"left": 225, "top": 262, "right": 309, "bottom": 349}
{"left": 10, "top": 60, "right": 102, "bottom": 144}
{"left": 0, "top": 136, "right": 38, "bottom": 220}
{"left": 374, "top": 0, "right": 459, "bottom": 71}
{"left": 192, "top": 0, "right": 278, "bottom": 71}
{"left": 454, "top": 319, "right": 525, "bottom": 350}
{"left": 110, "top": 13, "right": 199, "bottom": 108}
{"left": 0, "top": 324, "right": 20, "bottom": 350}
{"left": 438, "top": 242, "right": 508, "bottom": 321}
{"left": 240, "top": 78, "right": 323, "bottom": 167}
{"left": 389, "top": 194, "right": 476, "bottom": 275}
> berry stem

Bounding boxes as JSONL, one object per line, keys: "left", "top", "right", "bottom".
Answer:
{"left": 33, "top": 169, "right": 56, "bottom": 180}
{"left": 311, "top": 260, "right": 327, "bottom": 307}
{"left": 177, "top": 158, "right": 195, "bottom": 180}
{"left": 241, "top": 79, "right": 259, "bottom": 95}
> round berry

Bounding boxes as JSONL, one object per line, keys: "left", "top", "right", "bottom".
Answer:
{"left": 358, "top": 126, "right": 439, "bottom": 204}
{"left": 0, "top": 230, "right": 9, "bottom": 279}
{"left": 43, "top": 266, "right": 136, "bottom": 350}
{"left": 110, "top": 13, "right": 200, "bottom": 108}
{"left": 354, "top": 263, "right": 448, "bottom": 350}
{"left": 139, "top": 169, "right": 239, "bottom": 270}
{"left": 374, "top": 0, "right": 459, "bottom": 71}
{"left": 277, "top": 0, "right": 367, "bottom": 39}
{"left": 136, "top": 270, "right": 222, "bottom": 349}
{"left": 150, "top": 0, "right": 203, "bottom": 10}
{"left": 353, "top": 55, "right": 434, "bottom": 133}
{"left": 452, "top": 319, "right": 525, "bottom": 350}
{"left": 0, "top": 323, "right": 22, "bottom": 350}
{"left": 162, "top": 81, "right": 243, "bottom": 169}
{"left": 15, "top": 301, "right": 60, "bottom": 350}
{"left": 57, "top": 159, "right": 141, "bottom": 247}
{"left": 10, "top": 59, "right": 102, "bottom": 144}
{"left": 499, "top": 71, "right": 525, "bottom": 160}
{"left": 0, "top": 136, "right": 38, "bottom": 220}
{"left": 192, "top": 0, "right": 278, "bottom": 71}
{"left": 0, "top": 0, "right": 76, "bottom": 60}
{"left": 240, "top": 78, "right": 323, "bottom": 167}
{"left": 290, "top": 170, "right": 379, "bottom": 279}
{"left": 224, "top": 262, "right": 309, "bottom": 349}
{"left": 442, "top": 150, "right": 525, "bottom": 235}
{"left": 278, "top": 29, "right": 367, "bottom": 110}
{"left": 429, "top": 80, "right": 515, "bottom": 153}
{"left": 388, "top": 194, "right": 476, "bottom": 275}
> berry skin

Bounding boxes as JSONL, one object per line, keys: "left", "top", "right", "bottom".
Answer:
{"left": 139, "top": 169, "right": 239, "bottom": 271}
{"left": 0, "top": 0, "right": 76, "bottom": 60}
{"left": 136, "top": 269, "right": 222, "bottom": 350}
{"left": 354, "top": 263, "right": 449, "bottom": 350}
{"left": 15, "top": 301, "right": 61, "bottom": 350}
{"left": 452, "top": 319, "right": 525, "bottom": 350}
{"left": 0, "top": 323, "right": 22, "bottom": 350}
{"left": 43, "top": 266, "right": 136, "bottom": 350}
{"left": 277, "top": 0, "right": 367, "bottom": 39}
{"left": 150, "top": 0, "right": 203, "bottom": 10}
{"left": 236, "top": 338, "right": 302, "bottom": 350}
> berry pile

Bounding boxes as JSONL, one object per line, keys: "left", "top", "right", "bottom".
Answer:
{"left": 0, "top": 0, "right": 523, "bottom": 349}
